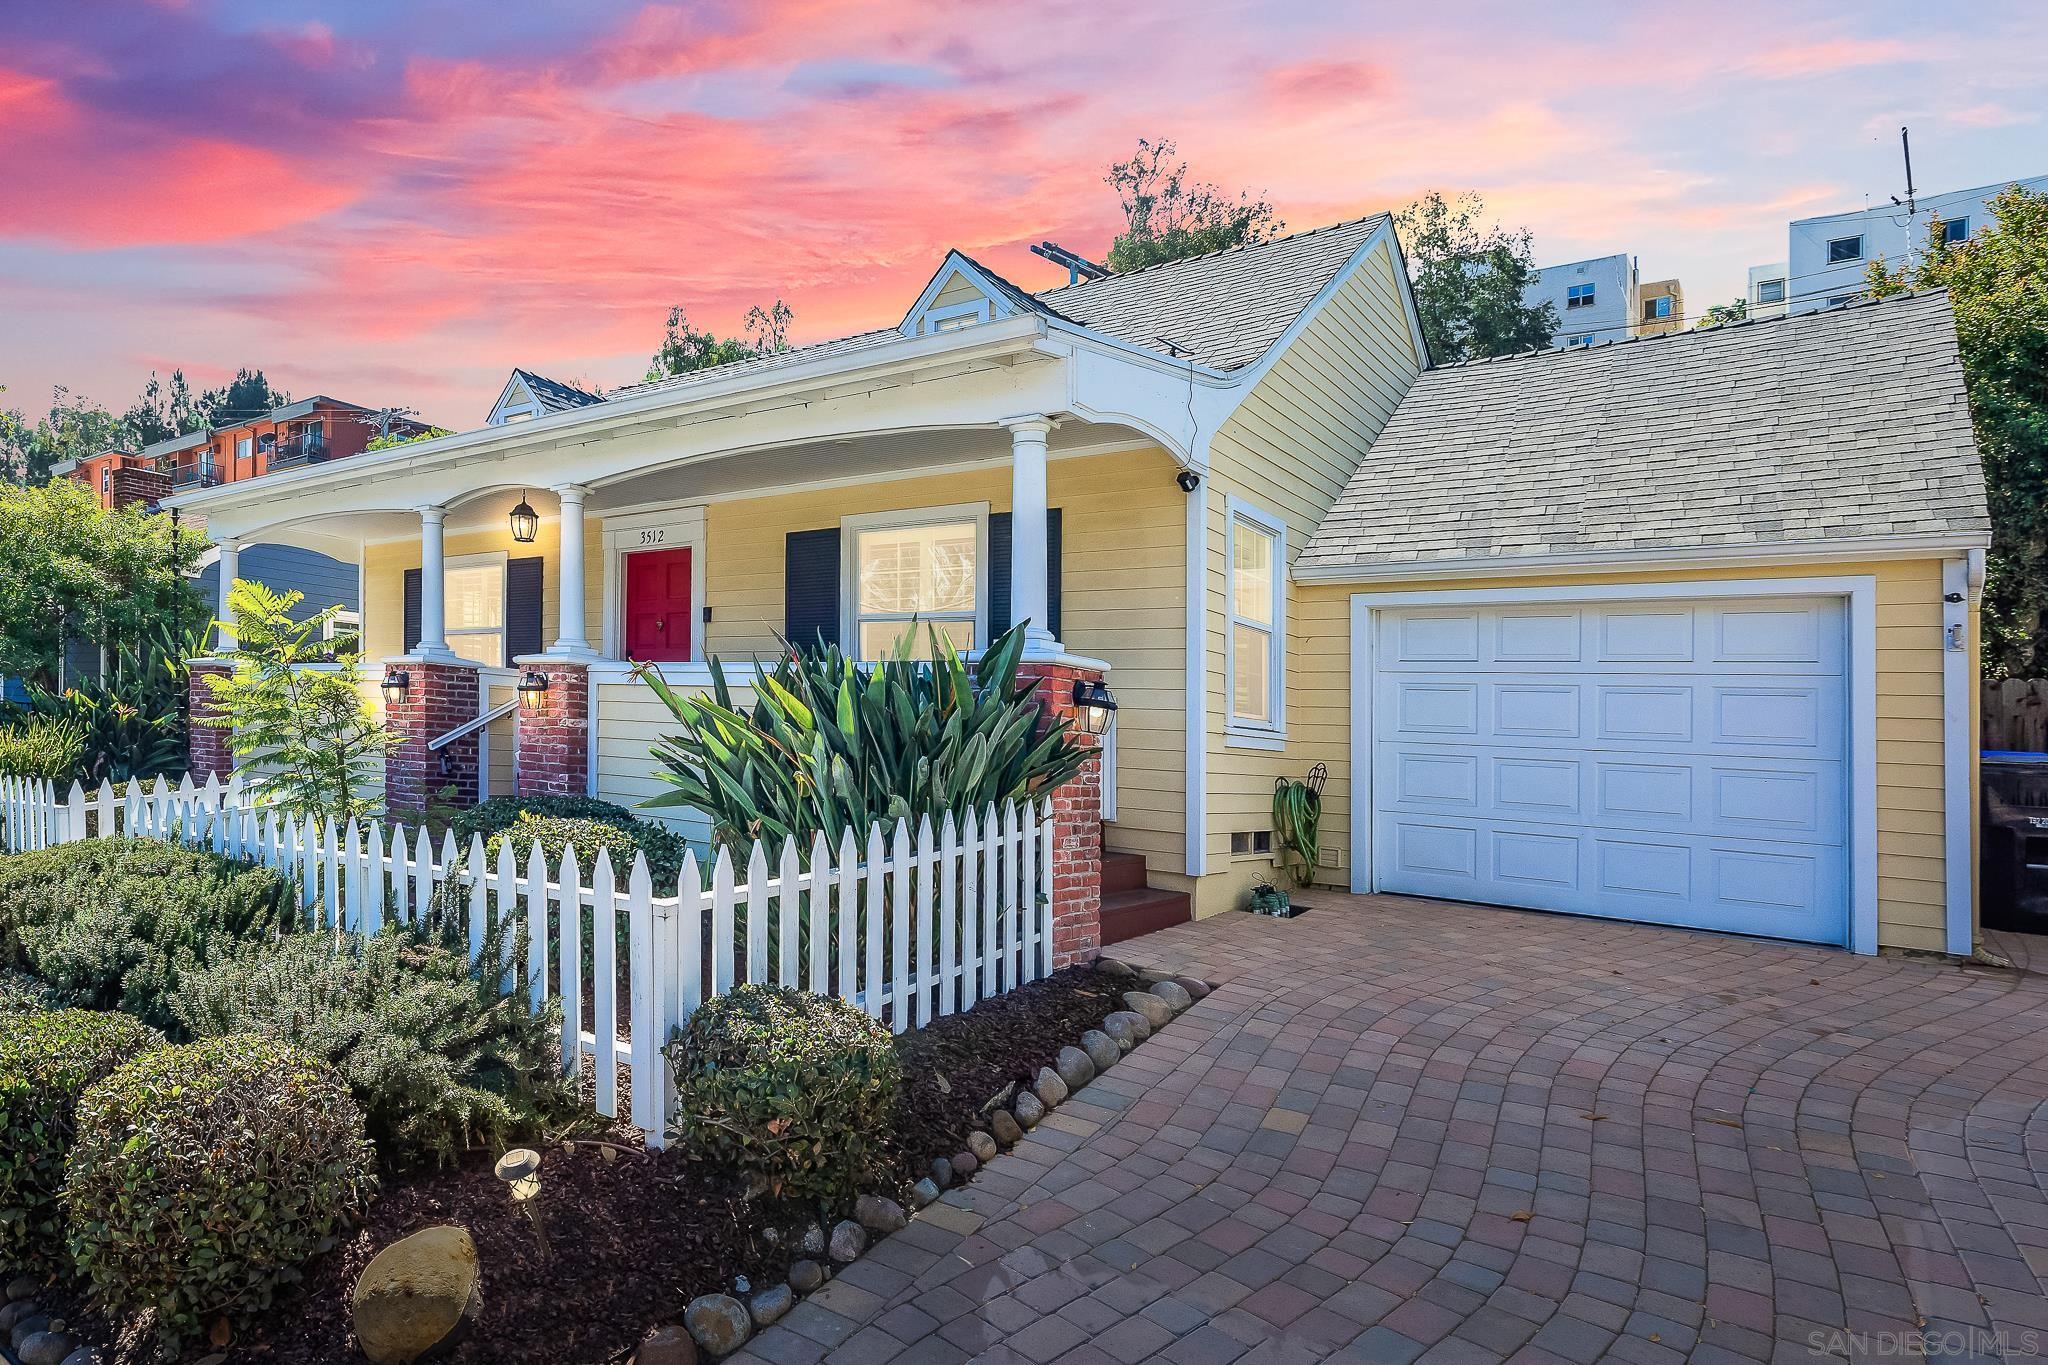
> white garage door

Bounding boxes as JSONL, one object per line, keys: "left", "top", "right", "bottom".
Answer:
{"left": 1370, "top": 597, "right": 1849, "bottom": 944}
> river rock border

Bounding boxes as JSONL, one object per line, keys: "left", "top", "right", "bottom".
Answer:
{"left": 648, "top": 959, "right": 1212, "bottom": 1362}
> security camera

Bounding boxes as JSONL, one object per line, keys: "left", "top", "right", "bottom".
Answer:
{"left": 1175, "top": 470, "right": 1201, "bottom": 493}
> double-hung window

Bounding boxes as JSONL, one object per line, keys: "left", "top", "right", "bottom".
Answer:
{"left": 445, "top": 553, "right": 507, "bottom": 666}
{"left": 1565, "top": 283, "right": 1595, "bottom": 309}
{"left": 1756, "top": 278, "right": 1786, "bottom": 305}
{"left": 1227, "top": 499, "right": 1285, "bottom": 741}
{"left": 845, "top": 506, "right": 985, "bottom": 659}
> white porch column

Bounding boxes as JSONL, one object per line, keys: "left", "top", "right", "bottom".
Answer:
{"left": 549, "top": 484, "right": 594, "bottom": 656}
{"left": 1005, "top": 415, "right": 1059, "bottom": 657}
{"left": 416, "top": 504, "right": 452, "bottom": 659}
{"left": 215, "top": 538, "right": 240, "bottom": 648}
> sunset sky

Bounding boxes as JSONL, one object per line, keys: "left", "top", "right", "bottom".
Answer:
{"left": 2, "top": 1, "right": 2043, "bottom": 430}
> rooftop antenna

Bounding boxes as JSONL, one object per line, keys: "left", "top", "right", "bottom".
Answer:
{"left": 1030, "top": 241, "right": 1110, "bottom": 286}
{"left": 1889, "top": 125, "right": 1918, "bottom": 218}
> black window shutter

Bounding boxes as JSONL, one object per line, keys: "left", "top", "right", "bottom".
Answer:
{"left": 784, "top": 528, "right": 841, "bottom": 649}
{"left": 506, "top": 556, "right": 545, "bottom": 664}
{"left": 402, "top": 568, "right": 421, "bottom": 654}
{"left": 987, "top": 508, "right": 1061, "bottom": 640}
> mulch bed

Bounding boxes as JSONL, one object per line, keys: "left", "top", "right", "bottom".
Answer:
{"left": 889, "top": 964, "right": 1124, "bottom": 1169}
{"left": 52, "top": 964, "right": 1122, "bottom": 1365}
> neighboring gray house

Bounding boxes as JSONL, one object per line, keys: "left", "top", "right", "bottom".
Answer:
{"left": 198, "top": 542, "right": 360, "bottom": 641}
{"left": 1521, "top": 252, "right": 1637, "bottom": 348}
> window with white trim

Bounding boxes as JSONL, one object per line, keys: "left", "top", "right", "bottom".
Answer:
{"left": 445, "top": 555, "right": 506, "bottom": 667}
{"left": 1565, "top": 283, "right": 1595, "bottom": 309}
{"left": 1827, "top": 234, "right": 1863, "bottom": 264}
{"left": 920, "top": 299, "right": 991, "bottom": 335}
{"left": 1755, "top": 277, "right": 1786, "bottom": 305}
{"left": 1228, "top": 500, "right": 1285, "bottom": 734}
{"left": 1942, "top": 216, "right": 1970, "bottom": 244}
{"left": 846, "top": 508, "right": 983, "bottom": 659}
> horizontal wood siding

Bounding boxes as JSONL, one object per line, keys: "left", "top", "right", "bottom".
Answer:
{"left": 362, "top": 519, "right": 605, "bottom": 661}
{"left": 1197, "top": 240, "right": 1423, "bottom": 914}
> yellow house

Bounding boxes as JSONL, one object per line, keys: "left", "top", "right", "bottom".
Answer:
{"left": 166, "top": 222, "right": 1989, "bottom": 959}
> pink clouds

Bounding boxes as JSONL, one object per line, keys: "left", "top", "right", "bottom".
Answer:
{"left": 0, "top": 2, "right": 2042, "bottom": 426}
{"left": 0, "top": 67, "right": 358, "bottom": 246}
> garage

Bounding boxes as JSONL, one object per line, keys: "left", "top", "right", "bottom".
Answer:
{"left": 1365, "top": 595, "right": 1850, "bottom": 945}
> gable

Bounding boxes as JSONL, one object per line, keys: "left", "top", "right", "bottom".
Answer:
{"left": 487, "top": 373, "right": 542, "bottom": 427}
{"left": 899, "top": 251, "right": 1032, "bottom": 338}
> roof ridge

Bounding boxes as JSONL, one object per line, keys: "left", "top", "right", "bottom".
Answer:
{"left": 1036, "top": 211, "right": 1390, "bottom": 297}
{"left": 947, "top": 249, "right": 1082, "bottom": 327}
{"left": 1427, "top": 287, "right": 1950, "bottom": 374}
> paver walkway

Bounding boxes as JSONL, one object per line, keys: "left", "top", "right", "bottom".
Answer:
{"left": 737, "top": 895, "right": 2048, "bottom": 1364}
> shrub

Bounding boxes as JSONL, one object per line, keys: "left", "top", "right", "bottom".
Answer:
{"left": 174, "top": 927, "right": 572, "bottom": 1170}
{"left": 63, "top": 1035, "right": 376, "bottom": 1355}
{"left": 0, "top": 1009, "right": 165, "bottom": 1270}
{"left": 668, "top": 984, "right": 900, "bottom": 1210}
{"left": 0, "top": 838, "right": 297, "bottom": 1032}
{"left": 0, "top": 714, "right": 87, "bottom": 784}
{"left": 0, "top": 967, "right": 59, "bottom": 1015}
{"left": 452, "top": 795, "right": 689, "bottom": 883}
{"left": 637, "top": 620, "right": 1088, "bottom": 852}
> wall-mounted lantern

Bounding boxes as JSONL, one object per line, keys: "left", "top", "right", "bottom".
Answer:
{"left": 518, "top": 671, "right": 550, "bottom": 711}
{"left": 380, "top": 669, "right": 411, "bottom": 708}
{"left": 1072, "top": 678, "right": 1118, "bottom": 736}
{"left": 509, "top": 492, "right": 540, "bottom": 544}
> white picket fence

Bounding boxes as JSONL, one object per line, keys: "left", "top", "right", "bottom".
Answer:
{"left": 0, "top": 771, "right": 1058, "bottom": 1148}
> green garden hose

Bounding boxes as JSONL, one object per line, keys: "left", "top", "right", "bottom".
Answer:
{"left": 1272, "top": 765, "right": 1325, "bottom": 888}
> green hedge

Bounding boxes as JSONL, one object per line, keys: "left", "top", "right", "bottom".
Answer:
{"left": 0, "top": 838, "right": 296, "bottom": 1032}
{"left": 0, "top": 1008, "right": 165, "bottom": 1270}
{"left": 174, "top": 928, "right": 573, "bottom": 1170}
{"left": 451, "top": 795, "right": 688, "bottom": 883}
{"left": 63, "top": 1035, "right": 376, "bottom": 1356}
{"left": 668, "top": 984, "right": 899, "bottom": 1210}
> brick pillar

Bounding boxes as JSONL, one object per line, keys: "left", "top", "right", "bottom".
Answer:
{"left": 186, "top": 661, "right": 232, "bottom": 783}
{"left": 513, "top": 660, "right": 590, "bottom": 798}
{"left": 1016, "top": 661, "right": 1106, "bottom": 968}
{"left": 382, "top": 661, "right": 481, "bottom": 815}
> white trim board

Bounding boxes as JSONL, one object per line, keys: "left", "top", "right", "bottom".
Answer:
{"left": 1940, "top": 556, "right": 1973, "bottom": 956}
{"left": 1348, "top": 575, "right": 1883, "bottom": 955}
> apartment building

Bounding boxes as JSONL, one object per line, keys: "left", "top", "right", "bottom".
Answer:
{"left": 1521, "top": 253, "right": 1638, "bottom": 348}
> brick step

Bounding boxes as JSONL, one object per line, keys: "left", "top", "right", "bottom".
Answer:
{"left": 1100, "top": 886, "right": 1193, "bottom": 946}
{"left": 1102, "top": 850, "right": 1150, "bottom": 896}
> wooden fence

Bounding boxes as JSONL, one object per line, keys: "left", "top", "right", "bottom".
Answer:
{"left": 1983, "top": 679, "right": 2048, "bottom": 752}
{"left": 0, "top": 772, "right": 1058, "bottom": 1148}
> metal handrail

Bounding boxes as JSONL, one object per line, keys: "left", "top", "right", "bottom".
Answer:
{"left": 428, "top": 696, "right": 518, "bottom": 751}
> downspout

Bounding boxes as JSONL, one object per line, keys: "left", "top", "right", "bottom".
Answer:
{"left": 1942, "top": 552, "right": 1981, "bottom": 956}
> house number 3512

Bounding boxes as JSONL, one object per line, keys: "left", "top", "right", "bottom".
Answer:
{"left": 638, "top": 529, "right": 666, "bottom": 546}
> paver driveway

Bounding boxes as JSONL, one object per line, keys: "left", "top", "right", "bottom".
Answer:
{"left": 736, "top": 895, "right": 2048, "bottom": 1365}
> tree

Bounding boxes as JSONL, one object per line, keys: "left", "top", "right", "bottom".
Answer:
{"left": 366, "top": 426, "right": 454, "bottom": 452}
{"left": 165, "top": 370, "right": 204, "bottom": 435}
{"left": 1699, "top": 297, "right": 1747, "bottom": 328}
{"left": 198, "top": 579, "right": 392, "bottom": 821}
{"left": 0, "top": 478, "right": 204, "bottom": 685}
{"left": 1103, "top": 138, "right": 1282, "bottom": 274}
{"left": 1394, "top": 191, "right": 1557, "bottom": 363}
{"left": 195, "top": 367, "right": 289, "bottom": 428}
{"left": 0, "top": 386, "right": 129, "bottom": 483}
{"left": 645, "top": 301, "right": 795, "bottom": 382}
{"left": 1868, "top": 186, "right": 2048, "bottom": 677}
{"left": 121, "top": 372, "right": 178, "bottom": 447}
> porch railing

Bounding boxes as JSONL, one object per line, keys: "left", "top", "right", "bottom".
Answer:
{"left": 0, "top": 771, "right": 1056, "bottom": 1148}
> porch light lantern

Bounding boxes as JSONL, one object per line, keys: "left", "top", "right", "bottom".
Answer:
{"left": 518, "top": 670, "right": 550, "bottom": 711}
{"left": 380, "top": 669, "right": 411, "bottom": 708}
{"left": 1072, "top": 678, "right": 1117, "bottom": 736}
{"left": 508, "top": 491, "right": 540, "bottom": 544}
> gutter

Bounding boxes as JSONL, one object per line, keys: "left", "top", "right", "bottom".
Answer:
{"left": 1290, "top": 531, "right": 1996, "bottom": 584}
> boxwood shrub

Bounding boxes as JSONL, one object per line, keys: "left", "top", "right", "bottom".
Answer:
{"left": 668, "top": 984, "right": 900, "bottom": 1210}
{"left": 0, "top": 1008, "right": 165, "bottom": 1270}
{"left": 451, "top": 795, "right": 689, "bottom": 884}
{"left": 0, "top": 967, "right": 59, "bottom": 1015}
{"left": 0, "top": 838, "right": 296, "bottom": 1032}
{"left": 174, "top": 928, "right": 573, "bottom": 1170}
{"left": 63, "top": 1035, "right": 376, "bottom": 1355}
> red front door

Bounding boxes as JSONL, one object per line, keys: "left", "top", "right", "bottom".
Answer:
{"left": 625, "top": 547, "right": 694, "bottom": 662}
